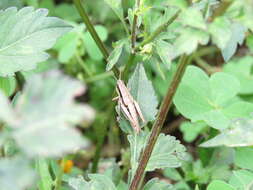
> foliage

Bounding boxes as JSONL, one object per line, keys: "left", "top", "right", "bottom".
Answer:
{"left": 0, "top": 0, "right": 253, "bottom": 190}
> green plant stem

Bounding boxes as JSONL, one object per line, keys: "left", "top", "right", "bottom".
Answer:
{"left": 73, "top": 0, "right": 119, "bottom": 77}
{"left": 122, "top": 53, "right": 136, "bottom": 80}
{"left": 129, "top": 55, "right": 190, "bottom": 190}
{"left": 54, "top": 159, "right": 65, "bottom": 190}
{"left": 75, "top": 53, "right": 93, "bottom": 77}
{"left": 131, "top": 0, "right": 141, "bottom": 50}
{"left": 135, "top": 10, "right": 181, "bottom": 50}
{"left": 85, "top": 71, "right": 114, "bottom": 83}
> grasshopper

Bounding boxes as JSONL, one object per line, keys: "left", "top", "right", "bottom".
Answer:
{"left": 114, "top": 80, "right": 145, "bottom": 133}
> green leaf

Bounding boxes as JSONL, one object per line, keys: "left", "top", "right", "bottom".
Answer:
{"left": 209, "top": 17, "right": 232, "bottom": 49}
{"left": 0, "top": 7, "right": 71, "bottom": 76}
{"left": 0, "top": 76, "right": 16, "bottom": 96}
{"left": 83, "top": 25, "right": 108, "bottom": 61}
{"left": 0, "top": 91, "right": 15, "bottom": 125}
{"left": 106, "top": 40, "right": 125, "bottom": 71}
{"left": 200, "top": 118, "right": 253, "bottom": 147}
{"left": 128, "top": 64, "right": 158, "bottom": 122}
{"left": 174, "top": 66, "right": 253, "bottom": 129}
{"left": 154, "top": 40, "right": 174, "bottom": 68}
{"left": 104, "top": 0, "right": 123, "bottom": 22}
{"left": 174, "top": 27, "right": 209, "bottom": 58}
{"left": 69, "top": 174, "right": 117, "bottom": 190}
{"left": 180, "top": 121, "right": 206, "bottom": 142}
{"left": 229, "top": 170, "right": 253, "bottom": 190}
{"left": 0, "top": 70, "right": 95, "bottom": 157}
{"left": 54, "top": 3, "right": 81, "bottom": 21}
{"left": 222, "top": 23, "right": 246, "bottom": 62}
{"left": 207, "top": 180, "right": 235, "bottom": 190}
{"left": 36, "top": 158, "right": 53, "bottom": 190}
{"left": 143, "top": 178, "right": 173, "bottom": 190}
{"left": 0, "top": 0, "right": 22, "bottom": 9}
{"left": 0, "top": 157, "right": 35, "bottom": 190}
{"left": 246, "top": 34, "right": 253, "bottom": 52}
{"left": 181, "top": 7, "right": 206, "bottom": 30}
{"left": 128, "top": 131, "right": 186, "bottom": 180}
{"left": 223, "top": 56, "right": 253, "bottom": 94}
{"left": 234, "top": 147, "right": 253, "bottom": 171}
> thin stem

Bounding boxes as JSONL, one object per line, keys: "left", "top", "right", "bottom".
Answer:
{"left": 75, "top": 53, "right": 93, "bottom": 77}
{"left": 135, "top": 10, "right": 181, "bottom": 50}
{"left": 73, "top": 0, "right": 120, "bottom": 77}
{"left": 85, "top": 71, "right": 114, "bottom": 83}
{"left": 54, "top": 159, "right": 66, "bottom": 190}
{"left": 122, "top": 53, "right": 135, "bottom": 80}
{"left": 73, "top": 0, "right": 109, "bottom": 59}
{"left": 131, "top": 0, "right": 141, "bottom": 50}
{"left": 129, "top": 55, "right": 190, "bottom": 190}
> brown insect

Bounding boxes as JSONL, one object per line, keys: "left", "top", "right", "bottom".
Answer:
{"left": 114, "top": 80, "right": 145, "bottom": 133}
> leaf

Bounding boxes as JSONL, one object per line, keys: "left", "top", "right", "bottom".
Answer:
{"left": 69, "top": 176, "right": 89, "bottom": 190}
{"left": 0, "top": 76, "right": 16, "bottom": 96}
{"left": 174, "top": 27, "right": 209, "bottom": 58}
{"left": 128, "top": 64, "right": 158, "bottom": 122}
{"left": 180, "top": 121, "right": 206, "bottom": 142}
{"left": 0, "top": 157, "right": 35, "bottom": 190}
{"left": 229, "top": 170, "right": 253, "bottom": 190}
{"left": 222, "top": 22, "right": 246, "bottom": 62}
{"left": 207, "top": 180, "right": 235, "bottom": 190}
{"left": 0, "top": 7, "right": 71, "bottom": 76}
{"left": 128, "top": 131, "right": 186, "bottom": 180}
{"left": 173, "top": 66, "right": 253, "bottom": 129}
{"left": 106, "top": 40, "right": 125, "bottom": 71}
{"left": 0, "top": 70, "right": 95, "bottom": 157}
{"left": 69, "top": 174, "right": 117, "bottom": 190}
{"left": 154, "top": 40, "right": 174, "bottom": 69}
{"left": 234, "top": 147, "right": 253, "bottom": 171}
{"left": 209, "top": 17, "right": 232, "bottom": 49}
{"left": 36, "top": 158, "right": 53, "bottom": 190}
{"left": 0, "top": 91, "right": 15, "bottom": 125}
{"left": 200, "top": 118, "right": 253, "bottom": 147}
{"left": 223, "top": 56, "right": 253, "bottom": 94}
{"left": 143, "top": 178, "right": 173, "bottom": 190}
{"left": 104, "top": 0, "right": 123, "bottom": 22}
{"left": 82, "top": 25, "right": 108, "bottom": 61}
{"left": 0, "top": 0, "right": 22, "bottom": 9}
{"left": 181, "top": 7, "right": 206, "bottom": 30}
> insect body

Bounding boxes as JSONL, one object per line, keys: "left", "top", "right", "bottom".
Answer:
{"left": 115, "top": 80, "right": 145, "bottom": 133}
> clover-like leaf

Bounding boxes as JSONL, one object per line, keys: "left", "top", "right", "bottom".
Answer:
{"left": 0, "top": 7, "right": 71, "bottom": 76}
{"left": 0, "top": 76, "right": 16, "bottom": 96}
{"left": 174, "top": 66, "right": 253, "bottom": 129}
{"left": 0, "top": 70, "right": 95, "bottom": 157}
{"left": 223, "top": 56, "right": 253, "bottom": 94}
{"left": 229, "top": 170, "right": 253, "bottom": 190}
{"left": 207, "top": 180, "right": 235, "bottom": 190}
{"left": 181, "top": 7, "right": 206, "bottom": 30}
{"left": 200, "top": 118, "right": 253, "bottom": 147}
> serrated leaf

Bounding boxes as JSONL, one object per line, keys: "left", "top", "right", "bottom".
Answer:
{"left": 0, "top": 157, "right": 35, "bottom": 190}
{"left": 174, "top": 27, "right": 209, "bottom": 58}
{"left": 200, "top": 118, "right": 253, "bottom": 147}
{"left": 207, "top": 180, "right": 235, "bottom": 190}
{"left": 0, "top": 7, "right": 71, "bottom": 76}
{"left": 223, "top": 56, "right": 253, "bottom": 94}
{"left": 128, "top": 64, "right": 158, "bottom": 122}
{"left": 229, "top": 170, "right": 253, "bottom": 190}
{"left": 174, "top": 66, "right": 253, "bottom": 129}
{"left": 209, "top": 17, "right": 232, "bottom": 49}
{"left": 69, "top": 176, "right": 89, "bottom": 190}
{"left": 0, "top": 70, "right": 95, "bottom": 157}
{"left": 222, "top": 22, "right": 246, "bottom": 62}
{"left": 128, "top": 131, "right": 186, "bottom": 181}
{"left": 0, "top": 76, "right": 16, "bottom": 96}
{"left": 143, "top": 178, "right": 173, "bottom": 190}
{"left": 181, "top": 7, "right": 206, "bottom": 30}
